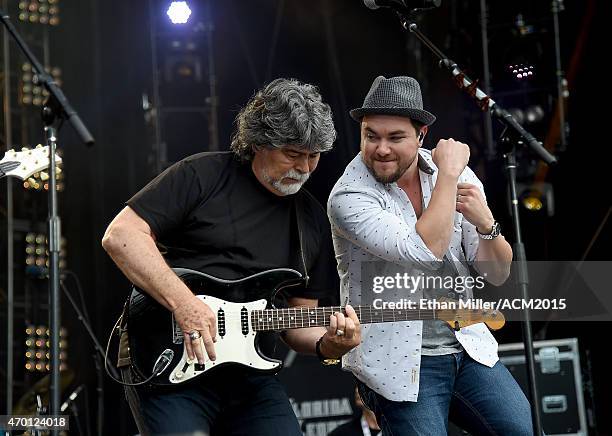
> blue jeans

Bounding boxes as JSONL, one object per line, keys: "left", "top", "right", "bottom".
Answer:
{"left": 122, "top": 367, "right": 302, "bottom": 436}
{"left": 356, "top": 351, "right": 534, "bottom": 436}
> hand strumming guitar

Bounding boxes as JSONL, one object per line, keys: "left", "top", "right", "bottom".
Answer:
{"left": 172, "top": 294, "right": 218, "bottom": 365}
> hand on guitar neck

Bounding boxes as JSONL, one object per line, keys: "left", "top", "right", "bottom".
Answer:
{"left": 282, "top": 301, "right": 361, "bottom": 362}
{"left": 319, "top": 304, "right": 361, "bottom": 359}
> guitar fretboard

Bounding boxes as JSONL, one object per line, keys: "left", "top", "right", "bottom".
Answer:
{"left": 250, "top": 306, "right": 441, "bottom": 331}
{"left": 0, "top": 161, "right": 19, "bottom": 176}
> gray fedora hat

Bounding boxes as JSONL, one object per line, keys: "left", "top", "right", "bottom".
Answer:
{"left": 350, "top": 76, "right": 436, "bottom": 126}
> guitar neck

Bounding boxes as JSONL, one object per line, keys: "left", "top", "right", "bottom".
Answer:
{"left": 251, "top": 305, "right": 438, "bottom": 332}
{"left": 0, "top": 161, "right": 19, "bottom": 177}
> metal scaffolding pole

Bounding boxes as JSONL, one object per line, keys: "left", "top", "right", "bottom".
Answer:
{"left": 2, "top": 0, "right": 14, "bottom": 421}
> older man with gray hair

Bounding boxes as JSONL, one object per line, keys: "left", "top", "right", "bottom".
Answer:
{"left": 102, "top": 78, "right": 361, "bottom": 435}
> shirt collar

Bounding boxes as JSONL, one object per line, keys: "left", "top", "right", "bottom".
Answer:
{"left": 417, "top": 150, "right": 435, "bottom": 175}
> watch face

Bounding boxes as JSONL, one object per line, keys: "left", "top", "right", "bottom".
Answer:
{"left": 478, "top": 221, "right": 500, "bottom": 239}
{"left": 492, "top": 221, "right": 501, "bottom": 236}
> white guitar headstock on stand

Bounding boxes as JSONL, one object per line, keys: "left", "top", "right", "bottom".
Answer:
{"left": 0, "top": 145, "right": 62, "bottom": 181}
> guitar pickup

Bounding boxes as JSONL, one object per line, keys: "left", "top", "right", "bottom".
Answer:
{"left": 241, "top": 307, "right": 249, "bottom": 335}
{"left": 218, "top": 308, "right": 226, "bottom": 337}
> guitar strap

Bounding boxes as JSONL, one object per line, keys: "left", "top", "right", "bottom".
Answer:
{"left": 293, "top": 197, "right": 310, "bottom": 288}
{"left": 117, "top": 300, "right": 132, "bottom": 368}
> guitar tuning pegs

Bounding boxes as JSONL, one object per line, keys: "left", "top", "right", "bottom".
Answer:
{"left": 8, "top": 148, "right": 15, "bottom": 154}
{"left": 27, "top": 177, "right": 37, "bottom": 186}
{"left": 40, "top": 172, "right": 49, "bottom": 181}
{"left": 36, "top": 144, "right": 43, "bottom": 149}
{"left": 55, "top": 166, "right": 62, "bottom": 174}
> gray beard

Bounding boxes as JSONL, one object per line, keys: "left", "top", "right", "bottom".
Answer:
{"left": 263, "top": 168, "right": 310, "bottom": 195}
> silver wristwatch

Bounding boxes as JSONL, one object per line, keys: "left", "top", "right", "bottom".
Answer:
{"left": 476, "top": 220, "right": 501, "bottom": 240}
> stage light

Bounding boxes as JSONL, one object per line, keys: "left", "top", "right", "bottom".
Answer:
{"left": 508, "top": 63, "right": 535, "bottom": 81}
{"left": 522, "top": 195, "right": 543, "bottom": 211}
{"left": 525, "top": 105, "right": 544, "bottom": 124}
{"left": 507, "top": 105, "right": 545, "bottom": 126}
{"left": 18, "top": 0, "right": 60, "bottom": 25}
{"left": 519, "top": 183, "right": 555, "bottom": 217}
{"left": 167, "top": 1, "right": 191, "bottom": 24}
{"left": 25, "top": 324, "right": 68, "bottom": 373}
{"left": 514, "top": 14, "right": 535, "bottom": 36}
{"left": 21, "top": 63, "right": 63, "bottom": 106}
{"left": 24, "top": 231, "right": 68, "bottom": 274}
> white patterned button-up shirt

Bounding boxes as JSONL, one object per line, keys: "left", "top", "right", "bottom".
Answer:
{"left": 327, "top": 149, "right": 499, "bottom": 402}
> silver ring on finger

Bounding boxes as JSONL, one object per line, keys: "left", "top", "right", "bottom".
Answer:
{"left": 189, "top": 330, "right": 201, "bottom": 341}
{"left": 336, "top": 329, "right": 345, "bottom": 336}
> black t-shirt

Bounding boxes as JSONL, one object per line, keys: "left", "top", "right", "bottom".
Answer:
{"left": 127, "top": 151, "right": 338, "bottom": 302}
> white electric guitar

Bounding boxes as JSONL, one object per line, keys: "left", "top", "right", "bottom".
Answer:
{"left": 0, "top": 146, "right": 62, "bottom": 182}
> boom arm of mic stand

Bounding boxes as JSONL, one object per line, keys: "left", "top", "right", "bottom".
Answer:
{"left": 0, "top": 9, "right": 94, "bottom": 145}
{"left": 397, "top": 13, "right": 557, "bottom": 165}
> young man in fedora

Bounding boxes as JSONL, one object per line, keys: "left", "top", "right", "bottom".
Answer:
{"left": 327, "top": 76, "right": 533, "bottom": 435}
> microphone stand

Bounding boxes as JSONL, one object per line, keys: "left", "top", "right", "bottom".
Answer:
{"left": 0, "top": 10, "right": 94, "bottom": 436}
{"left": 393, "top": 9, "right": 558, "bottom": 436}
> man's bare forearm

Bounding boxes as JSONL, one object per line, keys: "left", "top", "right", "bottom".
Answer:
{"left": 474, "top": 235, "right": 513, "bottom": 285}
{"left": 416, "top": 172, "right": 459, "bottom": 259}
{"left": 283, "top": 327, "right": 326, "bottom": 354}
{"left": 101, "top": 209, "right": 193, "bottom": 311}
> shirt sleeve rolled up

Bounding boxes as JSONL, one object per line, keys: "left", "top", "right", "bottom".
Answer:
{"left": 328, "top": 184, "right": 443, "bottom": 267}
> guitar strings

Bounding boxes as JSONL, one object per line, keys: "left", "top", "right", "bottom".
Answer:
{"left": 196, "top": 306, "right": 488, "bottom": 332}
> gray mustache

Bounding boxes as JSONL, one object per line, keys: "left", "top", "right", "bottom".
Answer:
{"left": 282, "top": 169, "right": 310, "bottom": 183}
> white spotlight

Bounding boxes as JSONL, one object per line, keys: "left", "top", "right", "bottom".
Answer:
{"left": 167, "top": 1, "right": 191, "bottom": 24}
